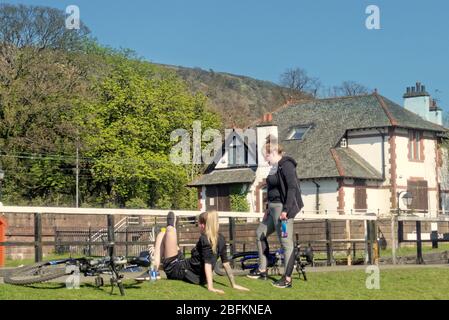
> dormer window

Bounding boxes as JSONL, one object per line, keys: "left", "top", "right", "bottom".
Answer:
{"left": 287, "top": 126, "right": 312, "bottom": 141}
{"left": 340, "top": 138, "right": 348, "bottom": 148}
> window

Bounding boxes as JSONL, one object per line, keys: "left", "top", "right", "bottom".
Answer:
{"left": 408, "top": 130, "right": 423, "bottom": 161}
{"left": 340, "top": 138, "right": 348, "bottom": 148}
{"left": 287, "top": 126, "right": 312, "bottom": 141}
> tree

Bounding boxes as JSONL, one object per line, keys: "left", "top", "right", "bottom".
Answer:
{"left": 326, "top": 81, "right": 370, "bottom": 97}
{"left": 0, "top": 4, "right": 90, "bottom": 51}
{"left": 83, "top": 55, "right": 221, "bottom": 208}
{"left": 279, "top": 67, "right": 321, "bottom": 97}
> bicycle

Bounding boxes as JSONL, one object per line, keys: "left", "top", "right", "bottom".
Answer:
{"left": 214, "top": 234, "right": 314, "bottom": 281}
{"left": 3, "top": 240, "right": 151, "bottom": 296}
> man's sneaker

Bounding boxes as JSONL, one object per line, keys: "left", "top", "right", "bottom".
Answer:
{"left": 246, "top": 269, "right": 267, "bottom": 280}
{"left": 135, "top": 271, "right": 150, "bottom": 281}
{"left": 272, "top": 277, "right": 292, "bottom": 289}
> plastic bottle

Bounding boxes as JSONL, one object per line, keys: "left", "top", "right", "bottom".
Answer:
{"left": 150, "top": 268, "right": 157, "bottom": 282}
{"left": 150, "top": 258, "right": 157, "bottom": 282}
{"left": 281, "top": 220, "right": 288, "bottom": 238}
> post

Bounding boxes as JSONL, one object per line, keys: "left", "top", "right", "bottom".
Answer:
{"left": 107, "top": 215, "right": 115, "bottom": 256}
{"left": 431, "top": 222, "right": 438, "bottom": 249}
{"left": 229, "top": 217, "right": 236, "bottom": 257}
{"left": 34, "top": 213, "right": 43, "bottom": 262}
{"left": 88, "top": 226, "right": 92, "bottom": 257}
{"left": 431, "top": 231, "right": 438, "bottom": 249}
{"left": 398, "top": 221, "right": 404, "bottom": 243}
{"left": 346, "top": 220, "right": 352, "bottom": 266}
{"left": 391, "top": 215, "right": 397, "bottom": 265}
{"left": 374, "top": 221, "right": 380, "bottom": 264}
{"left": 416, "top": 221, "right": 424, "bottom": 264}
{"left": 364, "top": 220, "right": 373, "bottom": 264}
{"left": 367, "top": 220, "right": 375, "bottom": 265}
{"left": 125, "top": 228, "right": 129, "bottom": 257}
{"left": 325, "top": 219, "right": 333, "bottom": 266}
{"left": 352, "top": 241, "right": 356, "bottom": 262}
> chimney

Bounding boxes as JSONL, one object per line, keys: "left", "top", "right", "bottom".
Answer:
{"left": 262, "top": 113, "right": 273, "bottom": 123}
{"left": 404, "top": 81, "right": 429, "bottom": 98}
{"left": 403, "top": 81, "right": 442, "bottom": 126}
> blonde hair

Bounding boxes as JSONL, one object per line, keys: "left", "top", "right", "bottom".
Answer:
{"left": 263, "top": 134, "right": 284, "bottom": 156}
{"left": 199, "top": 211, "right": 219, "bottom": 254}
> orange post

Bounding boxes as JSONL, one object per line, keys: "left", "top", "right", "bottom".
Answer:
{"left": 0, "top": 217, "right": 6, "bottom": 267}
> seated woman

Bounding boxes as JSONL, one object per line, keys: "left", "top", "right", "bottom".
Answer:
{"left": 152, "top": 211, "right": 249, "bottom": 294}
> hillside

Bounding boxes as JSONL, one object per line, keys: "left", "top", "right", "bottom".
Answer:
{"left": 160, "top": 65, "right": 310, "bottom": 127}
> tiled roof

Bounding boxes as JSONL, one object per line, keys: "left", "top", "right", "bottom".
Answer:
{"left": 333, "top": 148, "right": 383, "bottom": 180}
{"left": 273, "top": 93, "right": 447, "bottom": 180}
{"left": 188, "top": 168, "right": 256, "bottom": 186}
{"left": 189, "top": 93, "right": 447, "bottom": 184}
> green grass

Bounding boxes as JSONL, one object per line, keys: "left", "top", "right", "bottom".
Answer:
{"left": 311, "top": 244, "right": 449, "bottom": 263}
{"left": 1, "top": 267, "right": 449, "bottom": 300}
{"left": 380, "top": 243, "right": 449, "bottom": 258}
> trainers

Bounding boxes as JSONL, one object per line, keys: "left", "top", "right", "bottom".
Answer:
{"left": 272, "top": 277, "right": 292, "bottom": 288}
{"left": 135, "top": 271, "right": 150, "bottom": 281}
{"left": 167, "top": 211, "right": 176, "bottom": 227}
{"left": 246, "top": 269, "right": 268, "bottom": 280}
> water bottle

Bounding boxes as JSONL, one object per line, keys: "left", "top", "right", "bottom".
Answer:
{"left": 281, "top": 220, "right": 288, "bottom": 238}
{"left": 150, "top": 267, "right": 157, "bottom": 282}
{"left": 150, "top": 258, "right": 157, "bottom": 282}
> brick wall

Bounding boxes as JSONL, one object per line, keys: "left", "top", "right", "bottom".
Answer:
{"left": 3, "top": 213, "right": 449, "bottom": 260}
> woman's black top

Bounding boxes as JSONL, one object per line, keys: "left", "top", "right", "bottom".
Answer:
{"left": 267, "top": 172, "right": 282, "bottom": 203}
{"left": 267, "top": 156, "right": 304, "bottom": 219}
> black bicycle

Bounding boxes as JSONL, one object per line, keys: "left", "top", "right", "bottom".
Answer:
{"left": 214, "top": 234, "right": 314, "bottom": 280}
{"left": 3, "top": 241, "right": 151, "bottom": 296}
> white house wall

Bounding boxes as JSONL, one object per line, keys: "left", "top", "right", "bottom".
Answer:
{"left": 366, "top": 187, "right": 391, "bottom": 214}
{"left": 347, "top": 130, "right": 386, "bottom": 178}
{"left": 300, "top": 180, "right": 339, "bottom": 213}
{"left": 395, "top": 128, "right": 439, "bottom": 214}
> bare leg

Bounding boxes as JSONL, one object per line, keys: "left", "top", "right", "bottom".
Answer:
{"left": 153, "top": 230, "right": 166, "bottom": 270}
{"left": 163, "top": 226, "right": 179, "bottom": 258}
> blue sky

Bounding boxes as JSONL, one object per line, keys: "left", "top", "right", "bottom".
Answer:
{"left": 7, "top": 0, "right": 449, "bottom": 111}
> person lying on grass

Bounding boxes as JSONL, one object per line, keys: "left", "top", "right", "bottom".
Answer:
{"left": 152, "top": 211, "right": 249, "bottom": 294}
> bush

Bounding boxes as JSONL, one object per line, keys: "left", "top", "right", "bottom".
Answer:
{"left": 229, "top": 184, "right": 249, "bottom": 212}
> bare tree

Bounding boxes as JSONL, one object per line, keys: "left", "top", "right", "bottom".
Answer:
{"left": 0, "top": 4, "right": 90, "bottom": 52}
{"left": 321, "top": 81, "right": 370, "bottom": 98}
{"left": 279, "top": 67, "right": 321, "bottom": 97}
{"left": 335, "top": 81, "right": 370, "bottom": 96}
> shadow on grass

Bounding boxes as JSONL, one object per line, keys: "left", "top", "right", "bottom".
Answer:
{"left": 22, "top": 283, "right": 67, "bottom": 290}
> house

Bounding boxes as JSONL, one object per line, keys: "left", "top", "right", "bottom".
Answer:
{"left": 188, "top": 83, "right": 449, "bottom": 217}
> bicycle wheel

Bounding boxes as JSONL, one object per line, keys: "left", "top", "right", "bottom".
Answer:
{"left": 214, "top": 252, "right": 259, "bottom": 276}
{"left": 4, "top": 262, "right": 68, "bottom": 285}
